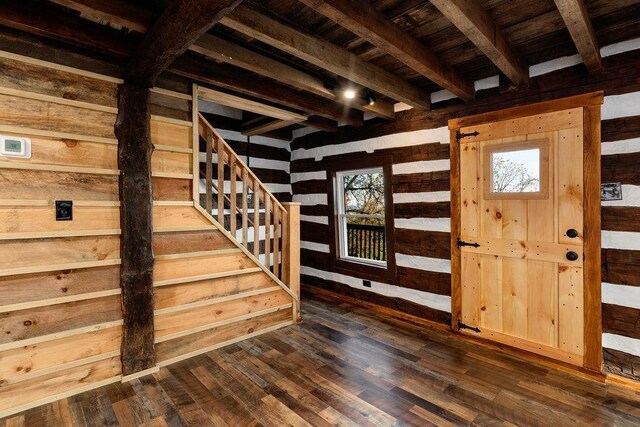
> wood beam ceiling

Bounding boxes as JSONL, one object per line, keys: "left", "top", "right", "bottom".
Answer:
{"left": 221, "top": 6, "right": 432, "bottom": 110}
{"left": 52, "top": 0, "right": 392, "bottom": 119}
{"left": 241, "top": 117, "right": 301, "bottom": 137}
{"left": 123, "top": 0, "right": 245, "bottom": 87}
{"left": 429, "top": 0, "right": 529, "bottom": 86}
{"left": 190, "top": 35, "right": 395, "bottom": 119}
{"left": 298, "top": 0, "right": 475, "bottom": 101}
{"left": 553, "top": 0, "right": 603, "bottom": 71}
{"left": 173, "top": 54, "right": 364, "bottom": 127}
{"left": 199, "top": 87, "right": 307, "bottom": 122}
{"left": 0, "top": 0, "right": 363, "bottom": 127}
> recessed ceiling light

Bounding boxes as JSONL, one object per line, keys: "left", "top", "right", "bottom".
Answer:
{"left": 344, "top": 89, "right": 356, "bottom": 99}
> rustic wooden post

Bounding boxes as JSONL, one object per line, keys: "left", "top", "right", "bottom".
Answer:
{"left": 282, "top": 202, "right": 301, "bottom": 323}
{"left": 114, "top": 83, "right": 156, "bottom": 376}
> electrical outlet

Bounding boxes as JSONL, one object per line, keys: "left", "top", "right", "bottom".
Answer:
{"left": 363, "top": 280, "right": 371, "bottom": 288}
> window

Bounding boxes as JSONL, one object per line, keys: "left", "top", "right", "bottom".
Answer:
{"left": 483, "top": 139, "right": 549, "bottom": 200}
{"left": 335, "top": 167, "right": 386, "bottom": 266}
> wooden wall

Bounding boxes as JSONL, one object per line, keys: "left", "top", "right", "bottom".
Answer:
{"left": 0, "top": 50, "right": 294, "bottom": 418}
{"left": 291, "top": 45, "right": 640, "bottom": 381}
{"left": 0, "top": 51, "right": 123, "bottom": 417}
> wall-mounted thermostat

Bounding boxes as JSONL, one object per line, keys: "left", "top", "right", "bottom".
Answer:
{"left": 0, "top": 136, "right": 31, "bottom": 159}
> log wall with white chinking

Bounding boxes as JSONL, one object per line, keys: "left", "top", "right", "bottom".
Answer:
{"left": 292, "top": 41, "right": 640, "bottom": 381}
{"left": 0, "top": 49, "right": 294, "bottom": 417}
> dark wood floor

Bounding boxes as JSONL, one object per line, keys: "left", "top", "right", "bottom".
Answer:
{"left": 3, "top": 293, "right": 640, "bottom": 426}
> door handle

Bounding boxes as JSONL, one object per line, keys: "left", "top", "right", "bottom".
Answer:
{"left": 566, "top": 229, "right": 579, "bottom": 238}
{"left": 566, "top": 251, "right": 579, "bottom": 261}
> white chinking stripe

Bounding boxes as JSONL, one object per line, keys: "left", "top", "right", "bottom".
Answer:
{"left": 602, "top": 92, "right": 640, "bottom": 120}
{"left": 214, "top": 129, "right": 291, "bottom": 150}
{"left": 601, "top": 231, "right": 640, "bottom": 251}
{"left": 198, "top": 179, "right": 290, "bottom": 195}
{"left": 601, "top": 185, "right": 640, "bottom": 207}
{"left": 301, "top": 266, "right": 451, "bottom": 313}
{"left": 603, "top": 333, "right": 640, "bottom": 357}
{"left": 301, "top": 241, "right": 330, "bottom": 253}
{"left": 392, "top": 159, "right": 450, "bottom": 175}
{"left": 300, "top": 215, "right": 328, "bottom": 225}
{"left": 395, "top": 254, "right": 451, "bottom": 274}
{"left": 601, "top": 137, "right": 640, "bottom": 155}
{"left": 291, "top": 170, "right": 327, "bottom": 183}
{"left": 291, "top": 126, "right": 450, "bottom": 161}
{"left": 602, "top": 283, "right": 640, "bottom": 310}
{"left": 199, "top": 154, "right": 290, "bottom": 173}
{"left": 395, "top": 218, "right": 451, "bottom": 233}
{"left": 394, "top": 191, "right": 451, "bottom": 204}
{"left": 293, "top": 193, "right": 327, "bottom": 206}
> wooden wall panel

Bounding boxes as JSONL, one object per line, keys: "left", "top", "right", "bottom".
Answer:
{"left": 0, "top": 205, "right": 119, "bottom": 234}
{"left": 0, "top": 170, "right": 118, "bottom": 201}
{"left": 0, "top": 136, "right": 117, "bottom": 170}
{"left": 0, "top": 51, "right": 122, "bottom": 418}
{"left": 153, "top": 177, "right": 192, "bottom": 201}
{"left": 0, "top": 266, "right": 119, "bottom": 309}
{"left": 0, "top": 56, "right": 117, "bottom": 107}
{"left": 0, "top": 93, "right": 116, "bottom": 138}
{"left": 151, "top": 120, "right": 192, "bottom": 148}
{"left": 0, "top": 295, "right": 121, "bottom": 346}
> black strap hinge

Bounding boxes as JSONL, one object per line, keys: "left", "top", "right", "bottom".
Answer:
{"left": 457, "top": 238, "right": 480, "bottom": 248}
{"left": 456, "top": 130, "right": 479, "bottom": 141}
{"left": 458, "top": 321, "right": 481, "bottom": 333}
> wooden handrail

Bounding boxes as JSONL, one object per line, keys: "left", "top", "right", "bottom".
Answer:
{"left": 197, "top": 113, "right": 294, "bottom": 287}
{"left": 198, "top": 113, "right": 287, "bottom": 214}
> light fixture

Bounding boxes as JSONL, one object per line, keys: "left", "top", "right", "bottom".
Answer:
{"left": 344, "top": 88, "right": 357, "bottom": 99}
{"left": 365, "top": 89, "right": 376, "bottom": 106}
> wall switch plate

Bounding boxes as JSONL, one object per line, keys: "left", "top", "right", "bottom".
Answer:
{"left": 0, "top": 136, "right": 31, "bottom": 159}
{"left": 363, "top": 280, "right": 371, "bottom": 288}
{"left": 55, "top": 201, "right": 73, "bottom": 221}
{"left": 601, "top": 182, "right": 622, "bottom": 201}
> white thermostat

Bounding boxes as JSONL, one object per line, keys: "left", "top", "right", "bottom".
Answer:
{"left": 0, "top": 136, "right": 31, "bottom": 159}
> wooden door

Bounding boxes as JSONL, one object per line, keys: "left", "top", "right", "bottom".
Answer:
{"left": 449, "top": 94, "right": 603, "bottom": 370}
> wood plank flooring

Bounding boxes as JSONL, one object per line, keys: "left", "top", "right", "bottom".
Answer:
{"left": 2, "top": 292, "right": 640, "bottom": 426}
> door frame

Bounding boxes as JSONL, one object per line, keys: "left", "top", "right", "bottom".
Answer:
{"left": 448, "top": 92, "right": 604, "bottom": 372}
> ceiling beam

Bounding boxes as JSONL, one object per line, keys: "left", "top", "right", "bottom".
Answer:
{"left": 553, "top": 0, "right": 602, "bottom": 71}
{"left": 242, "top": 117, "right": 302, "bottom": 137}
{"left": 198, "top": 87, "right": 308, "bottom": 122}
{"left": 47, "top": 0, "right": 154, "bottom": 33}
{"left": 173, "top": 54, "right": 364, "bottom": 127}
{"left": 191, "top": 34, "right": 395, "bottom": 119}
{"left": 124, "top": 0, "right": 245, "bottom": 87}
{"left": 0, "top": 0, "right": 136, "bottom": 57}
{"left": 429, "top": 0, "right": 528, "bottom": 86}
{"left": 221, "top": 5, "right": 432, "bottom": 110}
{"left": 298, "top": 0, "right": 475, "bottom": 101}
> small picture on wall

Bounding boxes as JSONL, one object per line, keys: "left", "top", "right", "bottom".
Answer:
{"left": 601, "top": 182, "right": 623, "bottom": 201}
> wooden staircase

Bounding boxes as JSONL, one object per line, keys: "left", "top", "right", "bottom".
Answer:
{"left": 148, "top": 113, "right": 301, "bottom": 369}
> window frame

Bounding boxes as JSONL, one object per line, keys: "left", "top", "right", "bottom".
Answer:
{"left": 327, "top": 155, "right": 396, "bottom": 281}
{"left": 482, "top": 139, "right": 550, "bottom": 200}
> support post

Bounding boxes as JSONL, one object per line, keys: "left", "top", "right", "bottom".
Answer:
{"left": 282, "top": 202, "right": 301, "bottom": 323}
{"left": 114, "top": 83, "right": 156, "bottom": 376}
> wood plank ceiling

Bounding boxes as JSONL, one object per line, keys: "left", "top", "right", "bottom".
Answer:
{"left": 1, "top": 0, "right": 640, "bottom": 137}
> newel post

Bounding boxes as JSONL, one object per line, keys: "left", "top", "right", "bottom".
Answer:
{"left": 282, "top": 202, "right": 301, "bottom": 323}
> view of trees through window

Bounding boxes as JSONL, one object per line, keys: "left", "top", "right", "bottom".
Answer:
{"left": 491, "top": 148, "right": 541, "bottom": 193}
{"left": 339, "top": 170, "right": 386, "bottom": 262}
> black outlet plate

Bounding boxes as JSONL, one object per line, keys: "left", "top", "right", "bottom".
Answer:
{"left": 363, "top": 280, "right": 371, "bottom": 288}
{"left": 55, "top": 200, "right": 73, "bottom": 221}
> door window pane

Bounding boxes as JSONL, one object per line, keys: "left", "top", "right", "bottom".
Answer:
{"left": 491, "top": 148, "right": 540, "bottom": 193}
